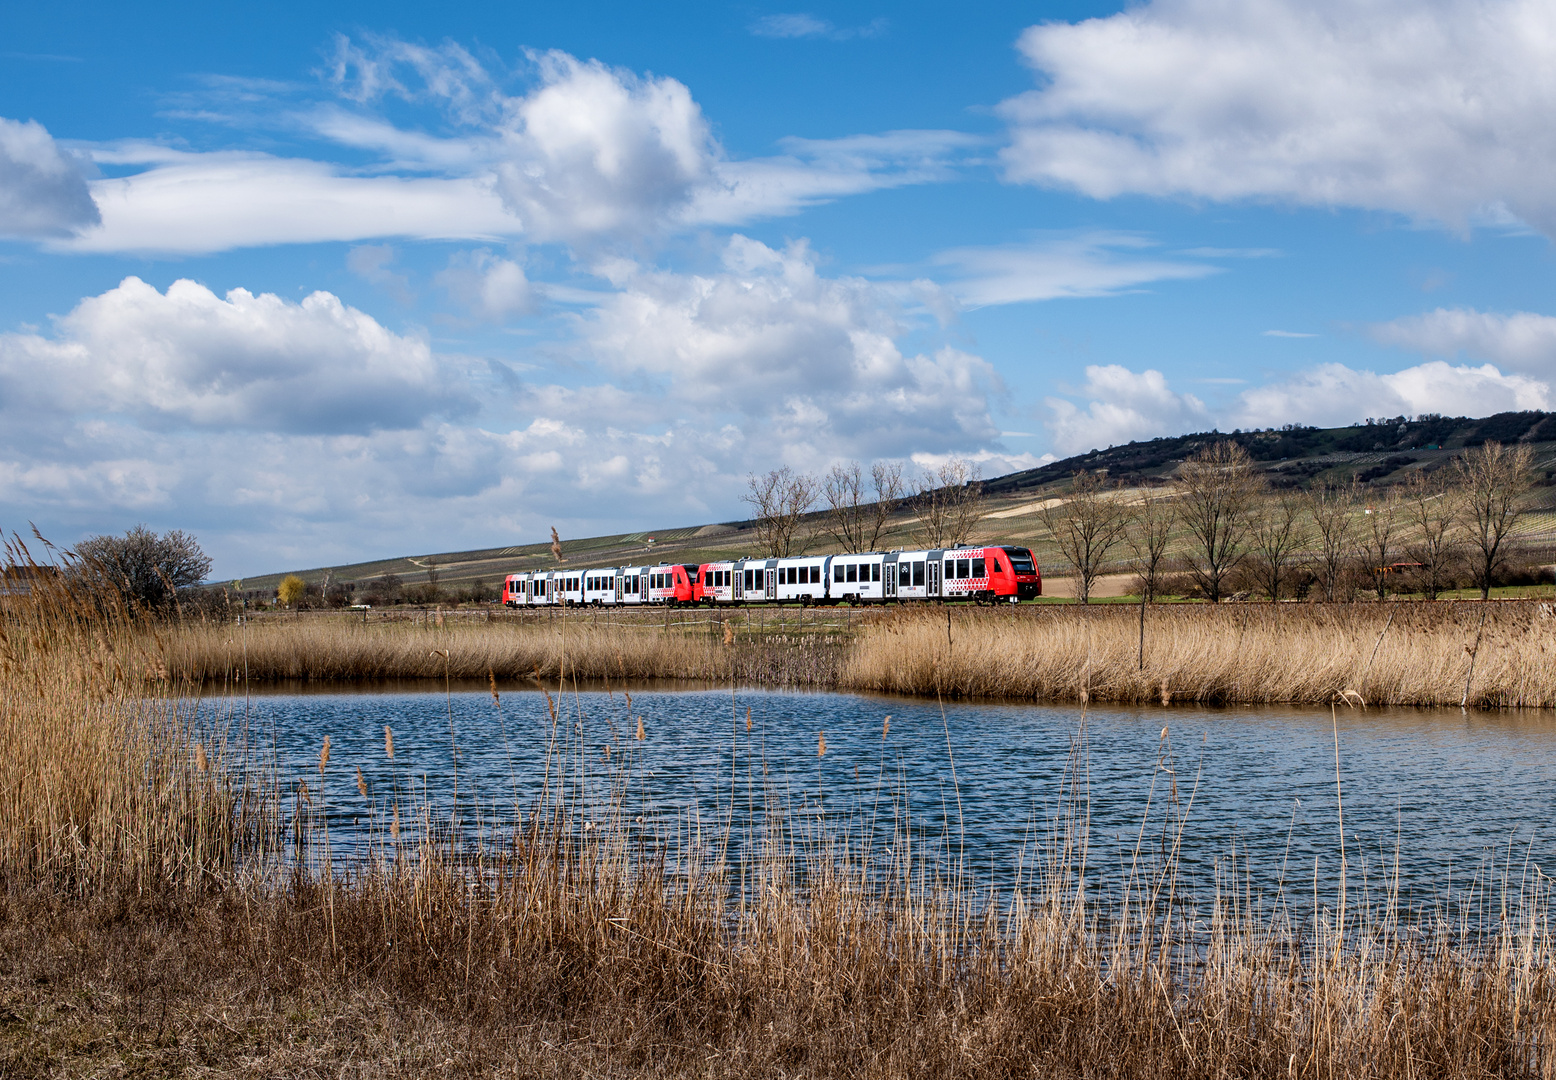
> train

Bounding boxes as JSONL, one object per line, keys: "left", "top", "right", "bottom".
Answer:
{"left": 500, "top": 545, "right": 1041, "bottom": 607}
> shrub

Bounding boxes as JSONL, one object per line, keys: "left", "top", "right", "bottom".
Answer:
{"left": 72, "top": 525, "right": 212, "bottom": 616}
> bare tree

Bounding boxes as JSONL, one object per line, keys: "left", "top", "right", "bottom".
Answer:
{"left": 1305, "top": 478, "right": 1357, "bottom": 602}
{"left": 912, "top": 458, "right": 985, "bottom": 548}
{"left": 821, "top": 461, "right": 898, "bottom": 553}
{"left": 1355, "top": 486, "right": 1401, "bottom": 600}
{"left": 1454, "top": 440, "right": 1535, "bottom": 600}
{"left": 1124, "top": 493, "right": 1175, "bottom": 602}
{"left": 73, "top": 525, "right": 213, "bottom": 615}
{"left": 1174, "top": 441, "right": 1263, "bottom": 602}
{"left": 1039, "top": 470, "right": 1128, "bottom": 604}
{"left": 744, "top": 466, "right": 818, "bottom": 557}
{"left": 867, "top": 460, "right": 905, "bottom": 552}
{"left": 1401, "top": 468, "right": 1462, "bottom": 600}
{"left": 1249, "top": 489, "right": 1310, "bottom": 602}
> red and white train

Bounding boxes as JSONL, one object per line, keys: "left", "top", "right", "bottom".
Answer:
{"left": 501, "top": 546, "right": 1040, "bottom": 607}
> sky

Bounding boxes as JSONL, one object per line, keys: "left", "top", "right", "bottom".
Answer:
{"left": 5, "top": 0, "right": 1556, "bottom": 578}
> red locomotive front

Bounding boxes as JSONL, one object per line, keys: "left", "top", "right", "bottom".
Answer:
{"left": 988, "top": 546, "right": 1042, "bottom": 601}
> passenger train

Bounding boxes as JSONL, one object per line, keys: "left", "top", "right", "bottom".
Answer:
{"left": 501, "top": 546, "right": 1040, "bottom": 607}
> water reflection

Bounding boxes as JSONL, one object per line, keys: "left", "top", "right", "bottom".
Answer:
{"left": 204, "top": 684, "right": 1556, "bottom": 907}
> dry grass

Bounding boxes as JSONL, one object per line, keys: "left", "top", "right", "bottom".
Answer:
{"left": 158, "top": 613, "right": 845, "bottom": 688}
{"left": 6, "top": 564, "right": 1556, "bottom": 1076}
{"left": 847, "top": 602, "right": 1556, "bottom": 707}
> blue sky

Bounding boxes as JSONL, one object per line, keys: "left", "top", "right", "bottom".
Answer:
{"left": 5, "top": 0, "right": 1556, "bottom": 577}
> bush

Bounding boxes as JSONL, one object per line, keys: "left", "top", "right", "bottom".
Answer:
{"left": 276, "top": 575, "right": 307, "bottom": 608}
{"left": 73, "top": 526, "right": 212, "bottom": 616}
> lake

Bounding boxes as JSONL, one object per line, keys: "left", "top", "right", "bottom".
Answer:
{"left": 205, "top": 683, "right": 1556, "bottom": 911}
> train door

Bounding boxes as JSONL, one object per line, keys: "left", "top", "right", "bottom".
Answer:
{"left": 765, "top": 568, "right": 776, "bottom": 599}
{"left": 733, "top": 566, "right": 744, "bottom": 601}
{"left": 615, "top": 573, "right": 624, "bottom": 603}
{"left": 928, "top": 558, "right": 942, "bottom": 597}
{"left": 640, "top": 572, "right": 649, "bottom": 601}
{"left": 883, "top": 556, "right": 897, "bottom": 598}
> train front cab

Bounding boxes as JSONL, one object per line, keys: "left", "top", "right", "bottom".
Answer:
{"left": 990, "top": 546, "right": 1042, "bottom": 601}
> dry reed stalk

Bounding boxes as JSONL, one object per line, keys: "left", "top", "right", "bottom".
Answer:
{"left": 846, "top": 604, "right": 1556, "bottom": 707}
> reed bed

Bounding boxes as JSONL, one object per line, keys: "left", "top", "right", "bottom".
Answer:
{"left": 847, "top": 602, "right": 1556, "bottom": 707}
{"left": 6, "top": 573, "right": 1556, "bottom": 1076}
{"left": 159, "top": 614, "right": 844, "bottom": 688}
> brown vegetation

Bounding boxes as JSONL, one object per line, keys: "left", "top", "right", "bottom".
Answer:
{"left": 846, "top": 603, "right": 1556, "bottom": 707}
{"left": 5, "top": 542, "right": 1556, "bottom": 1077}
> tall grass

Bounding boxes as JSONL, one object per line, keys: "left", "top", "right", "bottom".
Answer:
{"left": 5, "top": 567, "right": 1556, "bottom": 1075}
{"left": 157, "top": 613, "right": 844, "bottom": 688}
{"left": 0, "top": 539, "right": 245, "bottom": 893}
{"left": 848, "top": 603, "right": 1556, "bottom": 707}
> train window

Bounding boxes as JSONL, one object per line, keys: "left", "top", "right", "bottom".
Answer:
{"left": 957, "top": 558, "right": 970, "bottom": 579}
{"left": 845, "top": 563, "right": 857, "bottom": 583}
{"left": 913, "top": 561, "right": 925, "bottom": 586}
{"left": 973, "top": 558, "right": 986, "bottom": 578}
{"left": 899, "top": 564, "right": 909, "bottom": 587}
{"left": 871, "top": 564, "right": 880, "bottom": 582}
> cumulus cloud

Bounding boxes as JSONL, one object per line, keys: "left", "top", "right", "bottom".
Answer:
{"left": 0, "top": 258, "right": 1030, "bottom": 574}
{"left": 1045, "top": 365, "right": 1209, "bottom": 455}
{"left": 935, "top": 232, "right": 1218, "bottom": 307}
{"left": 437, "top": 248, "right": 537, "bottom": 319}
{"left": 1000, "top": 0, "right": 1556, "bottom": 233}
{"left": 1233, "top": 360, "right": 1551, "bottom": 429}
{"left": 579, "top": 235, "right": 1007, "bottom": 462}
{"left": 0, "top": 116, "right": 99, "bottom": 238}
{"left": 1368, "top": 308, "right": 1556, "bottom": 377}
{"left": 0, "top": 276, "right": 469, "bottom": 435}
{"left": 1041, "top": 354, "right": 1553, "bottom": 455}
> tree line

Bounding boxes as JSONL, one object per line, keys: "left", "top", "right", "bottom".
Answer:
{"left": 741, "top": 458, "right": 987, "bottom": 558}
{"left": 1042, "top": 440, "right": 1542, "bottom": 603}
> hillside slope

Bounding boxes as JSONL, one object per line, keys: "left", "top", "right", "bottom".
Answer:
{"left": 239, "top": 411, "right": 1556, "bottom": 595}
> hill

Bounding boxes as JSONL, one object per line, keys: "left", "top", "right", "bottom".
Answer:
{"left": 237, "top": 410, "right": 1556, "bottom": 597}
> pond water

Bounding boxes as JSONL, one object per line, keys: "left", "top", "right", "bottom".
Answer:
{"left": 205, "top": 683, "right": 1556, "bottom": 909}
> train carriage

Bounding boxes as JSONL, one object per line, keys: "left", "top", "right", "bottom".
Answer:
{"left": 582, "top": 570, "right": 616, "bottom": 606}
{"left": 827, "top": 553, "right": 888, "bottom": 603}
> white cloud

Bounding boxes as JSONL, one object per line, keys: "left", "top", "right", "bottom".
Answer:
{"left": 1263, "top": 330, "right": 1317, "bottom": 338}
{"left": 1000, "top": 0, "right": 1556, "bottom": 234}
{"left": 1, "top": 258, "right": 1029, "bottom": 575}
{"left": 62, "top": 152, "right": 521, "bottom": 255}
{"left": 935, "top": 231, "right": 1218, "bottom": 307}
{"left": 0, "top": 116, "right": 99, "bottom": 238}
{"left": 1369, "top": 308, "right": 1556, "bottom": 377}
{"left": 578, "top": 235, "right": 1008, "bottom": 463}
{"left": 749, "top": 14, "right": 888, "bottom": 40}
{"left": 58, "top": 44, "right": 972, "bottom": 254}
{"left": 437, "top": 249, "right": 537, "bottom": 319}
{"left": 1045, "top": 364, "right": 1209, "bottom": 455}
{"left": 0, "top": 276, "right": 469, "bottom": 435}
{"left": 1233, "top": 360, "right": 1551, "bottom": 430}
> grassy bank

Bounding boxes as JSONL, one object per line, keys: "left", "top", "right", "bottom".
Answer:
{"left": 5, "top": 581, "right": 1556, "bottom": 1076}
{"left": 848, "top": 602, "right": 1556, "bottom": 708}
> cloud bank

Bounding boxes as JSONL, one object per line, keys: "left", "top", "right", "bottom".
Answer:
{"left": 1001, "top": 0, "right": 1556, "bottom": 234}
